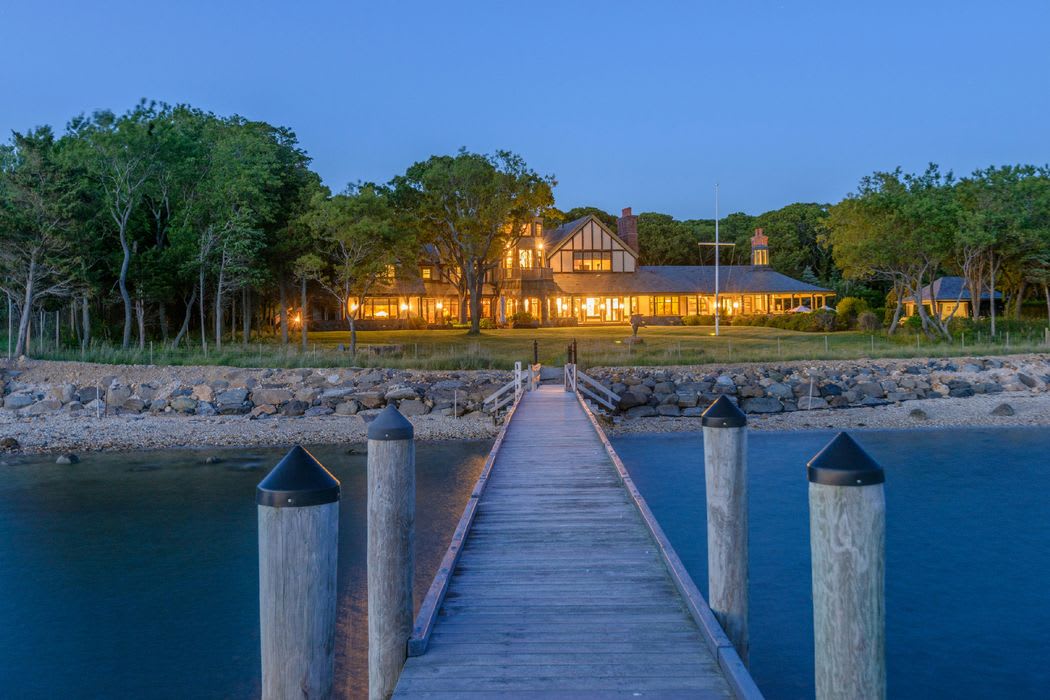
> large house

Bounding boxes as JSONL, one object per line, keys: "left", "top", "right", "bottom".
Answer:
{"left": 354, "top": 208, "right": 832, "bottom": 326}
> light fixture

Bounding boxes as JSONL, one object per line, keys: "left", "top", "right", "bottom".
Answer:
{"left": 400, "top": 303, "right": 408, "bottom": 311}
{"left": 436, "top": 302, "right": 443, "bottom": 309}
{"left": 733, "top": 301, "right": 740, "bottom": 309}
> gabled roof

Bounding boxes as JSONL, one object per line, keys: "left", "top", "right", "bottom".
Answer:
{"left": 551, "top": 265, "right": 831, "bottom": 296}
{"left": 919, "top": 276, "right": 1001, "bottom": 302}
{"left": 543, "top": 214, "right": 637, "bottom": 256}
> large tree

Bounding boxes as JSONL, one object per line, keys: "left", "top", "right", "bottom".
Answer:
{"left": 0, "top": 128, "right": 78, "bottom": 356}
{"left": 825, "top": 166, "right": 957, "bottom": 337}
{"left": 392, "top": 150, "right": 554, "bottom": 334}
{"left": 298, "top": 184, "right": 408, "bottom": 355}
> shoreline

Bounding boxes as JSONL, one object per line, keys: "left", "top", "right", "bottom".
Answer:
{"left": 0, "top": 412, "right": 499, "bottom": 456}
{"left": 604, "top": 391, "right": 1050, "bottom": 435}
{"left": 2, "top": 391, "right": 1047, "bottom": 456}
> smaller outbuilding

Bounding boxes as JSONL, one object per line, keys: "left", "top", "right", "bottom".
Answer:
{"left": 903, "top": 276, "right": 1002, "bottom": 319}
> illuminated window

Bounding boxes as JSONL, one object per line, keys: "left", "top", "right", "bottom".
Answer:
{"left": 421, "top": 267, "right": 433, "bottom": 280}
{"left": 519, "top": 249, "right": 533, "bottom": 269}
{"left": 572, "top": 251, "right": 612, "bottom": 271}
{"left": 652, "top": 296, "right": 680, "bottom": 315}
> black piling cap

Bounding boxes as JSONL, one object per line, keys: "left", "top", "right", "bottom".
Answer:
{"left": 367, "top": 404, "right": 414, "bottom": 441}
{"left": 807, "top": 432, "right": 885, "bottom": 486}
{"left": 701, "top": 395, "right": 747, "bottom": 428}
{"left": 257, "top": 445, "right": 340, "bottom": 507}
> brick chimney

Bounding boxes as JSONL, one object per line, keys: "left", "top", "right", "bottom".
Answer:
{"left": 751, "top": 228, "right": 769, "bottom": 266}
{"left": 617, "top": 207, "right": 638, "bottom": 252}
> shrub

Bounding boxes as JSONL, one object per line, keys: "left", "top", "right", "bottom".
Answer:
{"left": 404, "top": 315, "right": 429, "bottom": 330}
{"left": 509, "top": 311, "right": 534, "bottom": 324}
{"left": 857, "top": 311, "right": 881, "bottom": 332}
{"left": 836, "top": 297, "right": 870, "bottom": 324}
{"left": 903, "top": 315, "right": 923, "bottom": 331}
{"left": 478, "top": 318, "right": 496, "bottom": 329}
{"left": 546, "top": 317, "right": 578, "bottom": 327}
{"left": 682, "top": 314, "right": 714, "bottom": 326}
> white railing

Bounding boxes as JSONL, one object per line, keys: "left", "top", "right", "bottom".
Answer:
{"left": 484, "top": 360, "right": 542, "bottom": 415}
{"left": 564, "top": 363, "right": 620, "bottom": 412}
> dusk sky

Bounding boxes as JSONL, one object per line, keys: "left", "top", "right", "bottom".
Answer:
{"left": 3, "top": 1, "right": 1048, "bottom": 218}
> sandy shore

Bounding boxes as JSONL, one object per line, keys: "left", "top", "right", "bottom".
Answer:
{"left": 605, "top": 391, "right": 1050, "bottom": 435}
{"left": 0, "top": 412, "right": 499, "bottom": 455}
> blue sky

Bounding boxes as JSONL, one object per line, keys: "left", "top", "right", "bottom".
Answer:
{"left": 2, "top": 1, "right": 1048, "bottom": 218}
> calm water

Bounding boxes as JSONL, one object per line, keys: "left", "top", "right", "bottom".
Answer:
{"left": 611, "top": 427, "right": 1050, "bottom": 699}
{"left": 0, "top": 442, "right": 490, "bottom": 699}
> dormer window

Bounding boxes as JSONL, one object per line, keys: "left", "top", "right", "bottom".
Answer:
{"left": 421, "top": 266, "right": 433, "bottom": 280}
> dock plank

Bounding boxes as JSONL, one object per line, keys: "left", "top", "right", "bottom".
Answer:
{"left": 392, "top": 385, "right": 748, "bottom": 698}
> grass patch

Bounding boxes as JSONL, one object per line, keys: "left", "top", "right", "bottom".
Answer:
{"left": 4, "top": 325, "right": 1047, "bottom": 371}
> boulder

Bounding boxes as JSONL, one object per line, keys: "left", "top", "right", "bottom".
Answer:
{"left": 991, "top": 402, "right": 1015, "bottom": 416}
{"left": 682, "top": 406, "right": 705, "bottom": 417}
{"left": 653, "top": 381, "right": 676, "bottom": 394}
{"left": 191, "top": 384, "right": 214, "bottom": 402}
{"left": 304, "top": 406, "right": 334, "bottom": 417}
{"left": 947, "top": 383, "right": 974, "bottom": 398}
{"left": 281, "top": 400, "right": 309, "bottom": 417}
{"left": 249, "top": 404, "right": 278, "bottom": 419}
{"left": 121, "top": 397, "right": 147, "bottom": 413}
{"left": 385, "top": 386, "right": 420, "bottom": 401}
{"left": 215, "top": 388, "right": 249, "bottom": 406}
{"left": 856, "top": 382, "right": 885, "bottom": 398}
{"left": 352, "top": 392, "right": 385, "bottom": 409}
{"left": 796, "top": 396, "right": 829, "bottom": 410}
{"left": 335, "top": 401, "right": 360, "bottom": 416}
{"left": 677, "top": 392, "right": 699, "bottom": 408}
{"left": 251, "top": 388, "right": 293, "bottom": 406}
{"left": 398, "top": 399, "right": 429, "bottom": 416}
{"left": 1017, "top": 373, "right": 1038, "bottom": 388}
{"left": 741, "top": 397, "right": 783, "bottom": 414}
{"left": 23, "top": 399, "right": 62, "bottom": 415}
{"left": 766, "top": 382, "right": 794, "bottom": 400}
{"left": 909, "top": 408, "right": 928, "bottom": 420}
{"left": 3, "top": 394, "right": 35, "bottom": 410}
{"left": 737, "top": 384, "right": 764, "bottom": 398}
{"left": 625, "top": 405, "right": 658, "bottom": 419}
{"left": 820, "top": 383, "right": 844, "bottom": 397}
{"left": 196, "top": 402, "right": 218, "bottom": 416}
{"left": 0, "top": 437, "right": 20, "bottom": 451}
{"left": 55, "top": 453, "right": 80, "bottom": 465}
{"left": 169, "top": 397, "right": 197, "bottom": 413}
{"left": 77, "top": 387, "right": 101, "bottom": 403}
{"left": 656, "top": 404, "right": 681, "bottom": 417}
{"left": 47, "top": 383, "right": 76, "bottom": 403}
{"left": 106, "top": 385, "right": 132, "bottom": 406}
{"left": 618, "top": 392, "right": 648, "bottom": 410}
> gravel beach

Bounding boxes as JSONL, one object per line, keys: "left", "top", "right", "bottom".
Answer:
{"left": 0, "top": 411, "right": 499, "bottom": 455}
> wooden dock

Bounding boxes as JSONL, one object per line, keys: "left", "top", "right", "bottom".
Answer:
{"left": 393, "top": 384, "right": 761, "bottom": 698}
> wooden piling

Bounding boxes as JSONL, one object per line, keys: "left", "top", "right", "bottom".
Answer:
{"left": 367, "top": 405, "right": 416, "bottom": 700}
{"left": 700, "top": 395, "right": 749, "bottom": 665}
{"left": 257, "top": 446, "right": 340, "bottom": 700}
{"left": 807, "top": 432, "right": 886, "bottom": 700}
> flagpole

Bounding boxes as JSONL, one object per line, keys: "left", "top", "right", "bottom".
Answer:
{"left": 715, "top": 184, "right": 720, "bottom": 337}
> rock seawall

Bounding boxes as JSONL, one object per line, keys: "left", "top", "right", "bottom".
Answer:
{"left": 587, "top": 354, "right": 1050, "bottom": 418}
{"left": 1, "top": 362, "right": 510, "bottom": 421}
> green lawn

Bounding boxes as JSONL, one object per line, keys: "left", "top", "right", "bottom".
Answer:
{"left": 9, "top": 324, "right": 1046, "bottom": 370}
{"left": 305, "top": 324, "right": 1047, "bottom": 369}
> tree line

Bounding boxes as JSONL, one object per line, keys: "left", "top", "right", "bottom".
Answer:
{"left": 0, "top": 101, "right": 553, "bottom": 356}
{"left": 2, "top": 99, "right": 1047, "bottom": 357}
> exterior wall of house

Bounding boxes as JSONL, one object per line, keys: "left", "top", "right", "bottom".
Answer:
{"left": 548, "top": 220, "right": 637, "bottom": 273}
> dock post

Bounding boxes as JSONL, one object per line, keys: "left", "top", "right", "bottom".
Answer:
{"left": 257, "top": 446, "right": 341, "bottom": 700}
{"left": 700, "top": 395, "right": 749, "bottom": 664}
{"left": 367, "top": 405, "right": 416, "bottom": 700}
{"left": 807, "top": 432, "right": 886, "bottom": 700}
{"left": 533, "top": 339, "right": 539, "bottom": 365}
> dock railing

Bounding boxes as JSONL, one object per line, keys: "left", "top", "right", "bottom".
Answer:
{"left": 483, "top": 360, "right": 543, "bottom": 415}
{"left": 568, "top": 364, "right": 620, "bottom": 411}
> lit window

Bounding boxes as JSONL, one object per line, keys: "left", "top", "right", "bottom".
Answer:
{"left": 421, "top": 267, "right": 432, "bottom": 280}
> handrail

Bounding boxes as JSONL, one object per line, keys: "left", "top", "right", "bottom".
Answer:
{"left": 483, "top": 360, "right": 533, "bottom": 413}
{"left": 576, "top": 369, "right": 620, "bottom": 401}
